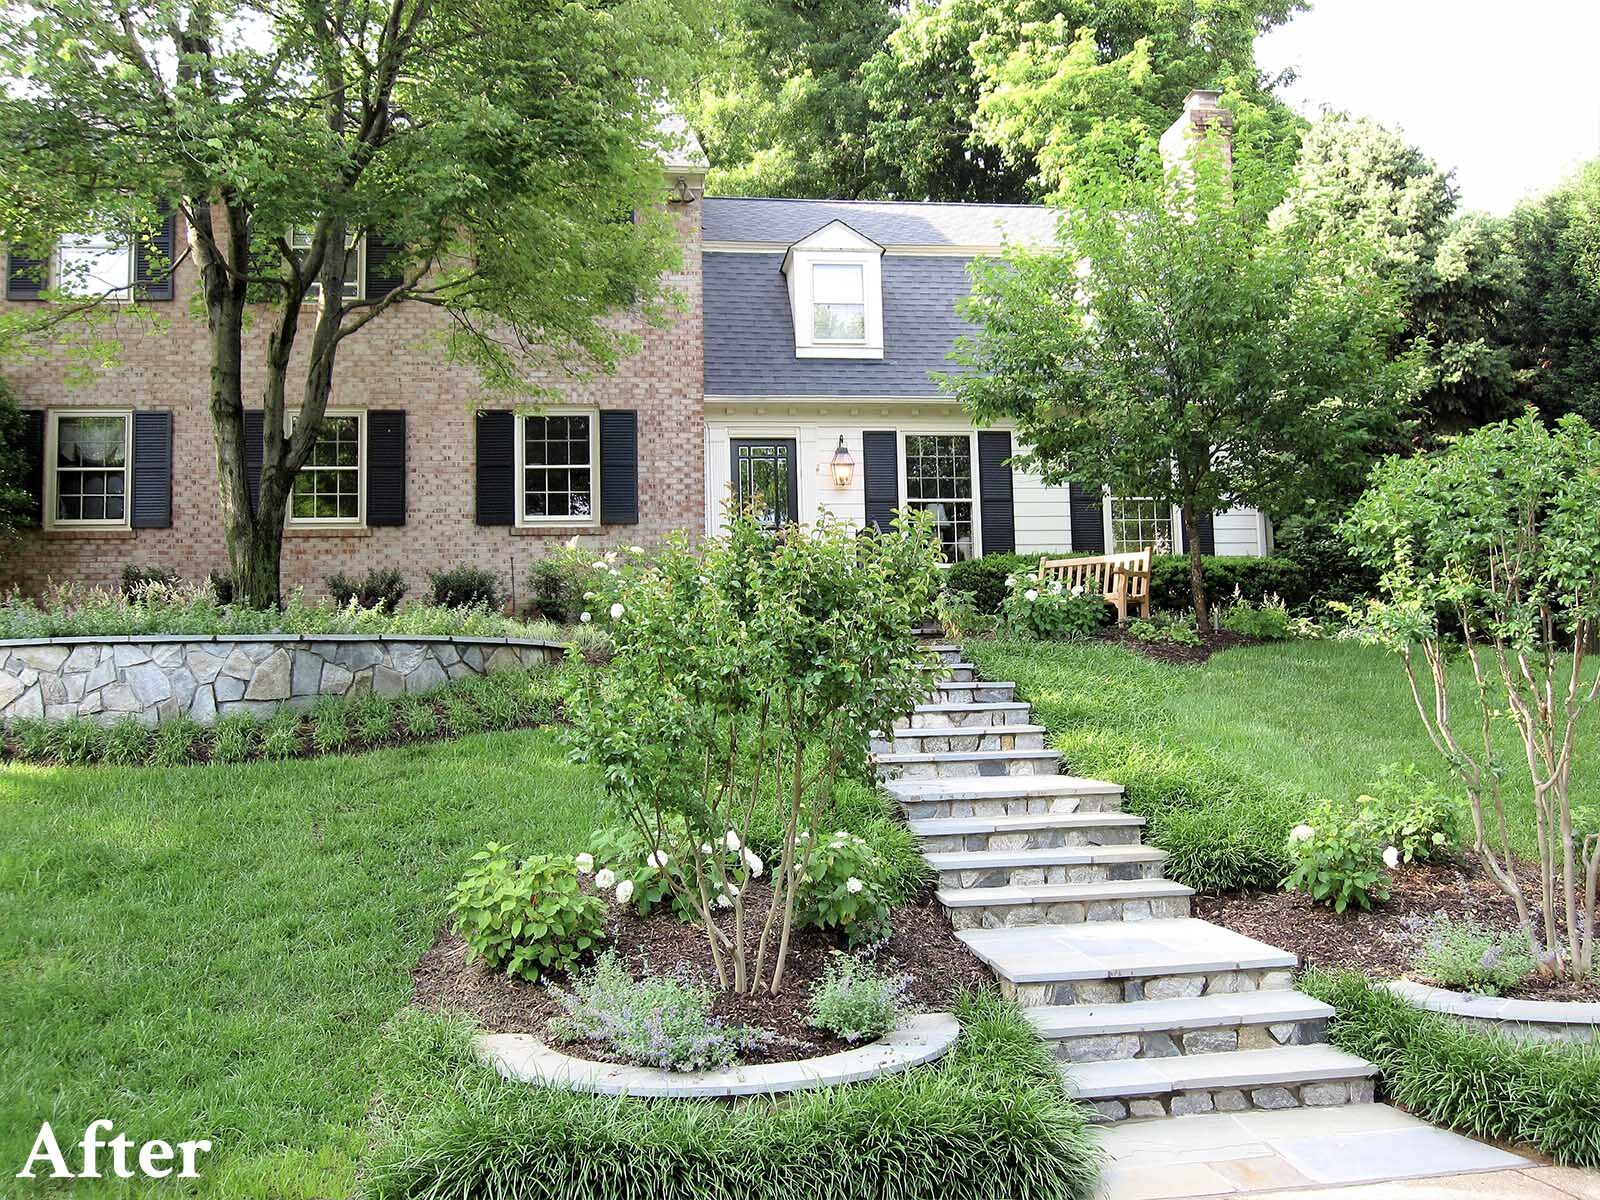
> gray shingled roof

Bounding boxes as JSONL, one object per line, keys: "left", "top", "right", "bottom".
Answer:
{"left": 702, "top": 197, "right": 1058, "bottom": 248}
{"left": 704, "top": 252, "right": 979, "bottom": 397}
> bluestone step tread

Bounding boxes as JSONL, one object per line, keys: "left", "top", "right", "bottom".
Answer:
{"left": 957, "top": 919, "right": 1297, "bottom": 983}
{"left": 1026, "top": 991, "right": 1335, "bottom": 1038}
{"left": 913, "top": 702, "right": 1031, "bottom": 715}
{"left": 906, "top": 811, "right": 1145, "bottom": 837}
{"left": 885, "top": 723, "right": 1049, "bottom": 738}
{"left": 1064, "top": 1046, "right": 1376, "bottom": 1099}
{"left": 923, "top": 845, "right": 1168, "bottom": 871}
{"left": 887, "top": 775, "right": 1123, "bottom": 801}
{"left": 873, "top": 748, "right": 1060, "bottom": 765}
{"left": 936, "top": 879, "right": 1194, "bottom": 909}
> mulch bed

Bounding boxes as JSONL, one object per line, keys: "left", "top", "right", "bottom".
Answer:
{"left": 1098, "top": 627, "right": 1259, "bottom": 666}
{"left": 1196, "top": 855, "right": 1600, "bottom": 1002}
{"left": 413, "top": 879, "right": 991, "bottom": 1066}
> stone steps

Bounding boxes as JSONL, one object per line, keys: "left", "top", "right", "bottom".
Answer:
{"left": 924, "top": 643, "right": 964, "bottom": 665}
{"left": 926, "top": 844, "right": 1169, "bottom": 889}
{"left": 873, "top": 724, "right": 1049, "bottom": 755}
{"left": 1064, "top": 1045, "right": 1378, "bottom": 1123}
{"left": 928, "top": 662, "right": 978, "bottom": 684}
{"left": 1027, "top": 991, "right": 1334, "bottom": 1062}
{"left": 874, "top": 747, "right": 1062, "bottom": 780}
{"left": 907, "top": 810, "right": 1147, "bottom": 853}
{"left": 938, "top": 879, "right": 1194, "bottom": 929}
{"left": 896, "top": 702, "right": 1033, "bottom": 729}
{"left": 928, "top": 680, "right": 1015, "bottom": 704}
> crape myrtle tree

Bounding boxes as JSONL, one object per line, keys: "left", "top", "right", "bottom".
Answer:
{"left": 1343, "top": 413, "right": 1600, "bottom": 980}
{"left": 0, "top": 0, "right": 708, "bottom": 607}
{"left": 946, "top": 141, "right": 1410, "bottom": 629}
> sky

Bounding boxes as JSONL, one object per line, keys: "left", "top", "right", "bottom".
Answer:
{"left": 1256, "top": 0, "right": 1600, "bottom": 214}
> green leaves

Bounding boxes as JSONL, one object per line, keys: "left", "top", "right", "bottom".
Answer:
{"left": 447, "top": 845, "right": 607, "bottom": 983}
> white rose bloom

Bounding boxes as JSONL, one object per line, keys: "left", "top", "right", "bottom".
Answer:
{"left": 1004, "top": 575, "right": 1016, "bottom": 587}
{"left": 724, "top": 829, "right": 742, "bottom": 852}
{"left": 574, "top": 853, "right": 594, "bottom": 875}
{"left": 699, "top": 842, "right": 714, "bottom": 855}
{"left": 579, "top": 611, "right": 592, "bottom": 624}
{"left": 1289, "top": 824, "right": 1314, "bottom": 844}
{"left": 1383, "top": 846, "right": 1401, "bottom": 869}
{"left": 609, "top": 602, "right": 625, "bottom": 620}
{"left": 1071, "top": 584, "right": 1085, "bottom": 596}
{"left": 845, "top": 877, "right": 864, "bottom": 894}
{"left": 1050, "top": 581, "right": 1063, "bottom": 595}
{"left": 615, "top": 879, "right": 635, "bottom": 904}
{"left": 646, "top": 850, "right": 668, "bottom": 870}
{"left": 594, "top": 868, "right": 617, "bottom": 890}
{"left": 1024, "top": 588, "right": 1040, "bottom": 603}
{"left": 743, "top": 847, "right": 764, "bottom": 877}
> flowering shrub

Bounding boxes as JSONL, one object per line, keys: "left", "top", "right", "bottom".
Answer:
{"left": 795, "top": 830, "right": 893, "bottom": 947}
{"left": 1218, "top": 590, "right": 1293, "bottom": 640}
{"left": 448, "top": 843, "right": 607, "bottom": 982}
{"left": 936, "top": 590, "right": 996, "bottom": 640}
{"left": 997, "top": 573, "right": 1108, "bottom": 640}
{"left": 1126, "top": 613, "right": 1202, "bottom": 647}
{"left": 1361, "top": 764, "right": 1464, "bottom": 864}
{"left": 1414, "top": 915, "right": 1537, "bottom": 995}
{"left": 807, "top": 953, "right": 911, "bottom": 1043}
{"left": 550, "top": 951, "right": 774, "bottom": 1071}
{"left": 1282, "top": 801, "right": 1395, "bottom": 912}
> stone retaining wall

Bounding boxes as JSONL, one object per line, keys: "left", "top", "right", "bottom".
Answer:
{"left": 0, "top": 635, "right": 564, "bottom": 725}
{"left": 1385, "top": 980, "right": 1599, "bottom": 1044}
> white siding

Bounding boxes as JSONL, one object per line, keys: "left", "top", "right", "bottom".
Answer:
{"left": 1013, "top": 463, "right": 1073, "bottom": 554}
{"left": 1212, "top": 506, "right": 1272, "bottom": 556}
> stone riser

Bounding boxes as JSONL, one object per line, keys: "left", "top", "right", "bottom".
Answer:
{"left": 1085, "top": 1077, "right": 1375, "bottom": 1124}
{"left": 915, "top": 825, "right": 1143, "bottom": 853}
{"left": 930, "top": 665, "right": 977, "bottom": 684}
{"left": 899, "top": 794, "right": 1123, "bottom": 821}
{"left": 951, "top": 894, "right": 1192, "bottom": 930}
{"left": 929, "top": 683, "right": 1013, "bottom": 704}
{"left": 878, "top": 755, "right": 1060, "bottom": 781}
{"left": 937, "top": 861, "right": 1164, "bottom": 890}
{"left": 897, "top": 707, "right": 1031, "bottom": 729}
{"left": 1050, "top": 1019, "right": 1330, "bottom": 1064}
{"left": 875, "top": 729, "right": 1047, "bottom": 755}
{"left": 1004, "top": 967, "right": 1297, "bottom": 1008}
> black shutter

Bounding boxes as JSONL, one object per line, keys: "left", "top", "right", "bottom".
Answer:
{"left": 475, "top": 410, "right": 515, "bottom": 526}
{"left": 598, "top": 410, "right": 639, "bottom": 525}
{"left": 365, "top": 235, "right": 405, "bottom": 297}
{"left": 976, "top": 431, "right": 1015, "bottom": 555}
{"left": 1190, "top": 509, "right": 1216, "bottom": 555}
{"left": 243, "top": 410, "right": 264, "bottom": 515}
{"left": 366, "top": 410, "right": 407, "bottom": 526}
{"left": 862, "top": 430, "right": 898, "bottom": 533}
{"left": 134, "top": 209, "right": 177, "bottom": 301}
{"left": 6, "top": 253, "right": 48, "bottom": 301}
{"left": 20, "top": 408, "right": 45, "bottom": 524}
{"left": 130, "top": 411, "right": 173, "bottom": 528}
{"left": 1069, "top": 480, "right": 1105, "bottom": 554}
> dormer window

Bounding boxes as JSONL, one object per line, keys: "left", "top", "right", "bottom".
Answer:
{"left": 782, "top": 221, "right": 884, "bottom": 359}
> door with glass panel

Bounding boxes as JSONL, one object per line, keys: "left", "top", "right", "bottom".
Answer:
{"left": 904, "top": 433, "right": 976, "bottom": 561}
{"left": 730, "top": 438, "right": 799, "bottom": 528}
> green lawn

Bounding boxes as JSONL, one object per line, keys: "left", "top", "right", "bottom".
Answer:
{"left": 1, "top": 731, "right": 606, "bottom": 1198}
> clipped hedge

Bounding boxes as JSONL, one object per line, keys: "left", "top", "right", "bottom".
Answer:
{"left": 365, "top": 992, "right": 1102, "bottom": 1200}
{"left": 1303, "top": 970, "right": 1600, "bottom": 1167}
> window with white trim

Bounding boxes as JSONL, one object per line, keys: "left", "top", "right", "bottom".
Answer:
{"left": 811, "top": 262, "right": 866, "bottom": 343}
{"left": 1108, "top": 498, "right": 1174, "bottom": 554}
{"left": 289, "top": 410, "right": 364, "bottom": 524}
{"left": 57, "top": 233, "right": 133, "bottom": 300}
{"left": 517, "top": 412, "right": 598, "bottom": 525}
{"left": 289, "top": 228, "right": 363, "bottom": 301}
{"left": 48, "top": 411, "right": 131, "bottom": 526}
{"left": 905, "top": 433, "right": 975, "bottom": 562}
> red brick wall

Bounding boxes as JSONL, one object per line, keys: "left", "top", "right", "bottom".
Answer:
{"left": 0, "top": 200, "right": 705, "bottom": 604}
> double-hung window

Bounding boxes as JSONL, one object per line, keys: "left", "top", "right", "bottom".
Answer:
{"left": 48, "top": 411, "right": 131, "bottom": 527}
{"left": 1108, "top": 497, "right": 1174, "bottom": 554}
{"left": 290, "top": 228, "right": 362, "bottom": 301}
{"left": 289, "top": 410, "right": 365, "bottom": 525}
{"left": 57, "top": 233, "right": 133, "bottom": 300}
{"left": 811, "top": 262, "right": 866, "bottom": 343}
{"left": 905, "top": 433, "right": 976, "bottom": 562}
{"left": 517, "top": 412, "right": 598, "bottom": 526}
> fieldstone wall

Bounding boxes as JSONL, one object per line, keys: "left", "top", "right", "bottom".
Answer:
{"left": 0, "top": 635, "right": 563, "bottom": 725}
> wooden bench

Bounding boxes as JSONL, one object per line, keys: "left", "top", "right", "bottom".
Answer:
{"left": 1037, "top": 548, "right": 1154, "bottom": 623}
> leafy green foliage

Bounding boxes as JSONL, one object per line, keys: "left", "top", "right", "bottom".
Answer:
{"left": 999, "top": 575, "right": 1109, "bottom": 640}
{"left": 429, "top": 567, "right": 502, "bottom": 611}
{"left": 1283, "top": 800, "right": 1392, "bottom": 913}
{"left": 326, "top": 568, "right": 407, "bottom": 613}
{"left": 1127, "top": 614, "right": 1202, "bottom": 647}
{"left": 796, "top": 830, "right": 894, "bottom": 948}
{"left": 0, "top": 379, "right": 33, "bottom": 549}
{"left": 806, "top": 953, "right": 910, "bottom": 1043}
{"left": 312, "top": 699, "right": 354, "bottom": 755}
{"left": 944, "top": 553, "right": 1043, "bottom": 613}
{"left": 259, "top": 711, "right": 303, "bottom": 760}
{"left": 449, "top": 844, "right": 606, "bottom": 983}
{"left": 551, "top": 951, "right": 772, "bottom": 1072}
{"left": 148, "top": 718, "right": 205, "bottom": 768}
{"left": 528, "top": 543, "right": 622, "bottom": 623}
{"left": 1414, "top": 915, "right": 1537, "bottom": 996}
{"left": 1218, "top": 593, "right": 1293, "bottom": 641}
{"left": 102, "top": 718, "right": 153, "bottom": 766}
{"left": 210, "top": 715, "right": 262, "bottom": 764}
{"left": 119, "top": 564, "right": 181, "bottom": 596}
{"left": 366, "top": 992, "right": 1102, "bottom": 1200}
{"left": 1362, "top": 764, "right": 1464, "bottom": 864}
{"left": 587, "top": 822, "right": 684, "bottom": 918}
{"left": 935, "top": 590, "right": 997, "bottom": 641}
{"left": 1303, "top": 970, "right": 1600, "bottom": 1167}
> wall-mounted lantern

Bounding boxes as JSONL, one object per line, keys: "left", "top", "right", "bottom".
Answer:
{"left": 828, "top": 436, "right": 855, "bottom": 488}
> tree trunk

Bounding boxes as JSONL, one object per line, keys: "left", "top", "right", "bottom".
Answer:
{"left": 1182, "top": 504, "right": 1209, "bottom": 634}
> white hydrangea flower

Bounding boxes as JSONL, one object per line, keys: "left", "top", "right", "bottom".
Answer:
{"left": 1024, "top": 588, "right": 1040, "bottom": 603}
{"left": 724, "top": 829, "right": 741, "bottom": 852}
{"left": 725, "top": 882, "right": 740, "bottom": 899}
{"left": 579, "top": 611, "right": 592, "bottom": 624}
{"left": 609, "top": 602, "right": 625, "bottom": 620}
{"left": 1004, "top": 575, "right": 1016, "bottom": 587}
{"left": 716, "top": 892, "right": 733, "bottom": 908}
{"left": 1050, "top": 581, "right": 1063, "bottom": 595}
{"left": 591, "top": 560, "right": 607, "bottom": 569}
{"left": 574, "top": 853, "right": 594, "bottom": 875}
{"left": 629, "top": 545, "right": 645, "bottom": 555}
{"left": 1383, "top": 845, "right": 1401, "bottom": 869}
{"left": 699, "top": 842, "right": 714, "bottom": 855}
{"left": 646, "top": 850, "right": 668, "bottom": 870}
{"left": 1071, "top": 584, "right": 1085, "bottom": 596}
{"left": 845, "top": 877, "right": 864, "bottom": 894}
{"left": 594, "top": 868, "right": 617, "bottom": 890}
{"left": 1289, "top": 824, "right": 1314, "bottom": 844}
{"left": 615, "top": 878, "right": 635, "bottom": 904}
{"left": 742, "top": 847, "right": 764, "bottom": 877}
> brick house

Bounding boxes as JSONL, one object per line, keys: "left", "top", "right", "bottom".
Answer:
{"left": 0, "top": 92, "right": 1268, "bottom": 601}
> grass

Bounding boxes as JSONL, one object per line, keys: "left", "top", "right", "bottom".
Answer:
{"left": 1302, "top": 970, "right": 1600, "bottom": 1166}
{"left": 1, "top": 731, "right": 607, "bottom": 1198}
{"left": 965, "top": 638, "right": 1600, "bottom": 881}
{"left": 366, "top": 991, "right": 1101, "bottom": 1200}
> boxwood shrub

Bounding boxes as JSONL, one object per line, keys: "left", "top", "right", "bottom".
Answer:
{"left": 1303, "top": 970, "right": 1600, "bottom": 1167}
{"left": 365, "top": 991, "right": 1102, "bottom": 1200}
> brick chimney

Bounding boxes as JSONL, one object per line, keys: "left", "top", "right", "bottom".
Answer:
{"left": 1159, "top": 89, "right": 1234, "bottom": 173}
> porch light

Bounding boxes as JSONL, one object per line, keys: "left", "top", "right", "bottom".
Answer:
{"left": 829, "top": 436, "right": 855, "bottom": 488}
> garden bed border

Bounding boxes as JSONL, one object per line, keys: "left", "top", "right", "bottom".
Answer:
{"left": 1385, "top": 980, "right": 1599, "bottom": 1044}
{"left": 475, "top": 1012, "right": 961, "bottom": 1098}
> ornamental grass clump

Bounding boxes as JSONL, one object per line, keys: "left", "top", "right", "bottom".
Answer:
{"left": 807, "top": 953, "right": 911, "bottom": 1043}
{"left": 1343, "top": 413, "right": 1600, "bottom": 978}
{"left": 565, "top": 507, "right": 944, "bottom": 995}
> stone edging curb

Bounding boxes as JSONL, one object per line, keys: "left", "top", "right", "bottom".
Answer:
{"left": 475, "top": 1011, "right": 961, "bottom": 1098}
{"left": 1385, "top": 979, "right": 1599, "bottom": 1043}
{"left": 0, "top": 634, "right": 566, "bottom": 649}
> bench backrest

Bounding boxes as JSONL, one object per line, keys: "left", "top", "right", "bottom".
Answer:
{"left": 1038, "top": 548, "right": 1153, "bottom": 598}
